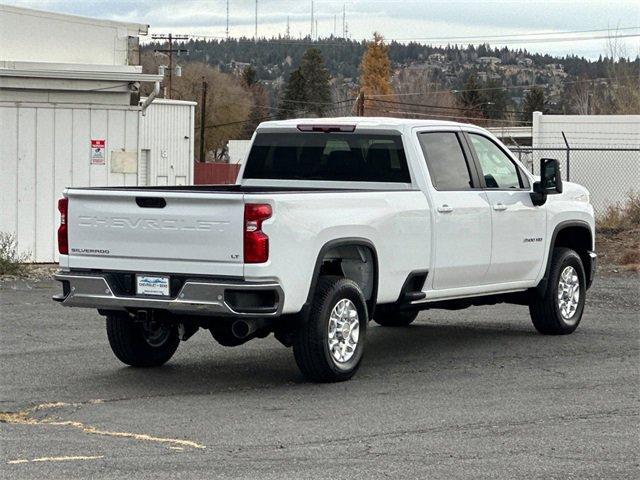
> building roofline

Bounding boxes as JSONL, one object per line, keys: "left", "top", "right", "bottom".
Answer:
{"left": 0, "top": 68, "right": 163, "bottom": 83}
{"left": 140, "top": 98, "right": 198, "bottom": 106}
{"left": 0, "top": 4, "right": 149, "bottom": 35}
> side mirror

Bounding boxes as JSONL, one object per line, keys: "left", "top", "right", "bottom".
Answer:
{"left": 531, "top": 158, "right": 563, "bottom": 206}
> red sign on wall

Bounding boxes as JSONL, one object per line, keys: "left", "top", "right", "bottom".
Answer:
{"left": 90, "top": 139, "right": 105, "bottom": 165}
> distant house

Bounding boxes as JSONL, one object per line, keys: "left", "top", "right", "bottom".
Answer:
{"left": 428, "top": 53, "right": 446, "bottom": 64}
{"left": 478, "top": 56, "right": 502, "bottom": 65}
{"left": 229, "top": 60, "right": 252, "bottom": 75}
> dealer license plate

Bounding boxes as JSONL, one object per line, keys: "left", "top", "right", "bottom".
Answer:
{"left": 136, "top": 275, "right": 170, "bottom": 296}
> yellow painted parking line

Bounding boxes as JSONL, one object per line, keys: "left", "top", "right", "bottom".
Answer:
{"left": 1, "top": 401, "right": 206, "bottom": 450}
{"left": 8, "top": 455, "right": 104, "bottom": 465}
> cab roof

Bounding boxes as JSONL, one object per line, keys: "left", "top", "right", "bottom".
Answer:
{"left": 258, "top": 116, "right": 477, "bottom": 131}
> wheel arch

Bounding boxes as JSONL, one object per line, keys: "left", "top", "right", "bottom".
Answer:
{"left": 305, "top": 238, "right": 379, "bottom": 317}
{"left": 538, "top": 220, "right": 594, "bottom": 293}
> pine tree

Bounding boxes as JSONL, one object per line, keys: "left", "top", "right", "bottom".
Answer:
{"left": 481, "top": 80, "right": 508, "bottom": 119}
{"left": 299, "top": 48, "right": 332, "bottom": 117}
{"left": 459, "top": 74, "right": 483, "bottom": 109}
{"left": 241, "top": 65, "right": 258, "bottom": 88}
{"left": 359, "top": 32, "right": 392, "bottom": 113}
{"left": 277, "top": 48, "right": 332, "bottom": 119}
{"left": 522, "top": 86, "right": 546, "bottom": 121}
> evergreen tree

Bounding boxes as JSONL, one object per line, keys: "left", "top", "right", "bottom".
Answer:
{"left": 277, "top": 48, "right": 331, "bottom": 119}
{"left": 241, "top": 65, "right": 270, "bottom": 137}
{"left": 299, "top": 48, "right": 332, "bottom": 116}
{"left": 481, "top": 80, "right": 508, "bottom": 119}
{"left": 241, "top": 65, "right": 258, "bottom": 88}
{"left": 459, "top": 74, "right": 483, "bottom": 109}
{"left": 522, "top": 86, "right": 546, "bottom": 121}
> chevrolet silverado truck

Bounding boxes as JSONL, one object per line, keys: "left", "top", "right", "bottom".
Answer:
{"left": 53, "top": 118, "right": 596, "bottom": 382}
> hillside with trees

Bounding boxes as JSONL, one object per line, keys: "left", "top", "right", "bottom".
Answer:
{"left": 140, "top": 35, "right": 639, "bottom": 159}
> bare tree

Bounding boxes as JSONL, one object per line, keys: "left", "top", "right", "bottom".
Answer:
{"left": 141, "top": 52, "right": 252, "bottom": 161}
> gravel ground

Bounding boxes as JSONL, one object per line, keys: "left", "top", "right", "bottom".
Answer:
{"left": 1, "top": 273, "right": 638, "bottom": 479}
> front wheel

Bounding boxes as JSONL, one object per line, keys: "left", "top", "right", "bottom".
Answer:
{"left": 106, "top": 312, "right": 180, "bottom": 367}
{"left": 293, "top": 277, "right": 368, "bottom": 382}
{"left": 529, "top": 247, "right": 586, "bottom": 335}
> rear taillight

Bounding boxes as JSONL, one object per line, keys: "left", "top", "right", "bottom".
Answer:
{"left": 57, "top": 198, "right": 68, "bottom": 255}
{"left": 244, "top": 203, "right": 272, "bottom": 263}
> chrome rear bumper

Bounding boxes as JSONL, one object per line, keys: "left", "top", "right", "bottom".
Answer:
{"left": 53, "top": 272, "right": 283, "bottom": 317}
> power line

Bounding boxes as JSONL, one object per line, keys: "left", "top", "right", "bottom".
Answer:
{"left": 374, "top": 109, "right": 533, "bottom": 125}
{"left": 368, "top": 98, "right": 528, "bottom": 116}
{"left": 368, "top": 75, "right": 640, "bottom": 98}
{"left": 391, "top": 26, "right": 640, "bottom": 42}
{"left": 152, "top": 33, "right": 189, "bottom": 99}
{"left": 151, "top": 30, "right": 640, "bottom": 47}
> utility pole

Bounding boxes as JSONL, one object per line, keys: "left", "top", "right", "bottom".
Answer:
{"left": 356, "top": 91, "right": 365, "bottom": 116}
{"left": 199, "top": 78, "right": 208, "bottom": 162}
{"left": 152, "top": 33, "right": 188, "bottom": 99}
{"left": 342, "top": 5, "right": 345, "bottom": 38}
{"left": 226, "top": 0, "right": 229, "bottom": 39}
{"left": 315, "top": 20, "right": 318, "bottom": 40}
{"left": 310, "top": 1, "right": 314, "bottom": 39}
{"left": 333, "top": 15, "right": 336, "bottom": 37}
{"left": 286, "top": 16, "right": 290, "bottom": 39}
{"left": 254, "top": 0, "right": 258, "bottom": 42}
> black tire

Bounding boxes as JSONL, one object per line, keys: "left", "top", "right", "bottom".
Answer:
{"left": 293, "top": 276, "right": 368, "bottom": 382}
{"left": 374, "top": 309, "right": 419, "bottom": 327}
{"left": 106, "top": 312, "right": 180, "bottom": 367}
{"left": 529, "top": 247, "right": 586, "bottom": 335}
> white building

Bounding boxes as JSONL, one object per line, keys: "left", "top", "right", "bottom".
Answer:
{"left": 532, "top": 112, "right": 639, "bottom": 212}
{"left": 0, "top": 5, "right": 195, "bottom": 262}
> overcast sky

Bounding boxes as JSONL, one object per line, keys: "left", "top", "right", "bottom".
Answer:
{"left": 5, "top": 0, "right": 640, "bottom": 59}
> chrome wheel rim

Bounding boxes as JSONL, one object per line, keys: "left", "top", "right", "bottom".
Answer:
{"left": 327, "top": 298, "right": 360, "bottom": 364}
{"left": 141, "top": 320, "right": 171, "bottom": 347}
{"left": 558, "top": 266, "right": 580, "bottom": 323}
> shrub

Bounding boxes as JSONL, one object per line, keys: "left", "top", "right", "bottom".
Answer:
{"left": 0, "top": 232, "right": 31, "bottom": 276}
{"left": 596, "top": 193, "right": 640, "bottom": 234}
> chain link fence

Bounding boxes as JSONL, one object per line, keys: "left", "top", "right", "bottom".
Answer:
{"left": 508, "top": 146, "right": 640, "bottom": 214}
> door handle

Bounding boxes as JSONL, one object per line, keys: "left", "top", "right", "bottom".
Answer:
{"left": 437, "top": 204, "right": 453, "bottom": 213}
{"left": 493, "top": 203, "right": 507, "bottom": 211}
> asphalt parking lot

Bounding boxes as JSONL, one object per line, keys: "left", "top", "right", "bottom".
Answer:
{"left": 1, "top": 273, "right": 638, "bottom": 479}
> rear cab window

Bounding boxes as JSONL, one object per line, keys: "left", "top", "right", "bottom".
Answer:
{"left": 243, "top": 131, "right": 411, "bottom": 183}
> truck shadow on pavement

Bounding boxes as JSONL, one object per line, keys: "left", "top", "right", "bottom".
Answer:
{"left": 81, "top": 319, "right": 543, "bottom": 399}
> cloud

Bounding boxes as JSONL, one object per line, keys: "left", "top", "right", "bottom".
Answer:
{"left": 5, "top": 0, "right": 639, "bottom": 58}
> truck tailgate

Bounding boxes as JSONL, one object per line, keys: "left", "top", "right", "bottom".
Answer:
{"left": 65, "top": 189, "right": 245, "bottom": 277}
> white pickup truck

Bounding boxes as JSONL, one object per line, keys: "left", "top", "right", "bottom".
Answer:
{"left": 53, "top": 118, "right": 596, "bottom": 382}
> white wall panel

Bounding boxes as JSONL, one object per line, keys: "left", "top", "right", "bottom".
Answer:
{"left": 35, "top": 108, "right": 55, "bottom": 262}
{"left": 72, "top": 109, "right": 91, "bottom": 188}
{"left": 0, "top": 106, "right": 18, "bottom": 235}
{"left": 16, "top": 108, "right": 36, "bottom": 259}
{"left": 107, "top": 109, "right": 126, "bottom": 186}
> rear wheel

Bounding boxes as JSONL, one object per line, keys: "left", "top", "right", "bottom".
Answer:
{"left": 106, "top": 312, "right": 180, "bottom": 367}
{"left": 374, "top": 309, "right": 418, "bottom": 327}
{"left": 293, "top": 277, "right": 368, "bottom": 382}
{"left": 529, "top": 247, "right": 586, "bottom": 335}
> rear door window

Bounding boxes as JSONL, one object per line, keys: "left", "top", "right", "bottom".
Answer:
{"left": 418, "top": 132, "right": 475, "bottom": 190}
{"left": 244, "top": 132, "right": 411, "bottom": 183}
